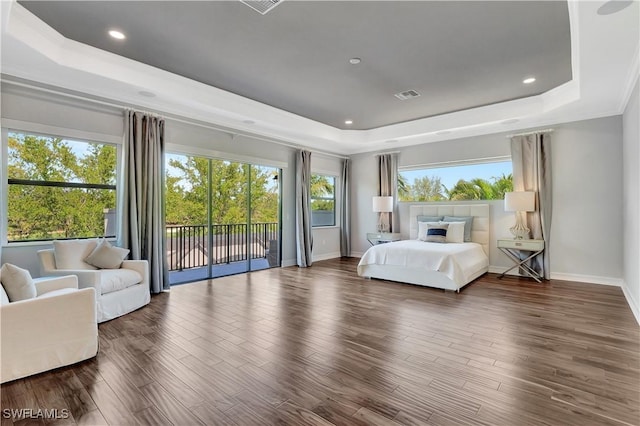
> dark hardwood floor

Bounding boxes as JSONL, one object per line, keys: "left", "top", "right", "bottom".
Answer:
{"left": 2, "top": 257, "right": 639, "bottom": 425}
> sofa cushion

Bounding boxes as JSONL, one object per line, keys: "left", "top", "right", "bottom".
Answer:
{"left": 36, "top": 287, "right": 77, "bottom": 299}
{"left": 100, "top": 269, "right": 142, "bottom": 295}
{"left": 0, "top": 263, "right": 36, "bottom": 302}
{"left": 0, "top": 284, "right": 10, "bottom": 306}
{"left": 54, "top": 240, "right": 98, "bottom": 270}
{"left": 85, "top": 239, "right": 130, "bottom": 269}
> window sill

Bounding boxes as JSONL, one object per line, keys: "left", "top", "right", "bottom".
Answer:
{"left": 312, "top": 225, "right": 340, "bottom": 230}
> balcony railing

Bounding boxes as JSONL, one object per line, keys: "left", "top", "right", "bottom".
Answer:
{"left": 166, "top": 223, "right": 279, "bottom": 272}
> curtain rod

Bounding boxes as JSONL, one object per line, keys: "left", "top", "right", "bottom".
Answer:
{"left": 506, "top": 129, "right": 554, "bottom": 139}
{"left": 2, "top": 78, "right": 348, "bottom": 159}
{"left": 373, "top": 151, "right": 401, "bottom": 156}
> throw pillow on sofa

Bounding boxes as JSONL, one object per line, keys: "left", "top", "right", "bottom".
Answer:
{"left": 53, "top": 239, "right": 98, "bottom": 270}
{"left": 85, "top": 239, "right": 130, "bottom": 269}
{"left": 0, "top": 263, "right": 36, "bottom": 302}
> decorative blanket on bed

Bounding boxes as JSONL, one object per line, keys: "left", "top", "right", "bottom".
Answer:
{"left": 357, "top": 240, "right": 489, "bottom": 286}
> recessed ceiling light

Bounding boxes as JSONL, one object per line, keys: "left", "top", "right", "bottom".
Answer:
{"left": 345, "top": 120, "right": 353, "bottom": 125}
{"left": 597, "top": 0, "right": 633, "bottom": 15}
{"left": 349, "top": 58, "right": 361, "bottom": 65}
{"left": 138, "top": 91, "right": 155, "bottom": 98}
{"left": 108, "top": 30, "right": 126, "bottom": 40}
{"left": 523, "top": 77, "right": 536, "bottom": 84}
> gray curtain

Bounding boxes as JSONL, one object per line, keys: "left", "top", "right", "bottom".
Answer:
{"left": 511, "top": 133, "right": 552, "bottom": 280}
{"left": 295, "top": 150, "right": 313, "bottom": 267}
{"left": 340, "top": 159, "right": 351, "bottom": 257}
{"left": 377, "top": 153, "right": 399, "bottom": 233}
{"left": 119, "top": 110, "right": 169, "bottom": 293}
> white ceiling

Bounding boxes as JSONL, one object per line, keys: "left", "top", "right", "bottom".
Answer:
{"left": 1, "top": 1, "right": 639, "bottom": 155}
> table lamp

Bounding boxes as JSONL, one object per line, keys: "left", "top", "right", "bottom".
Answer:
{"left": 504, "top": 191, "right": 535, "bottom": 239}
{"left": 372, "top": 196, "right": 393, "bottom": 233}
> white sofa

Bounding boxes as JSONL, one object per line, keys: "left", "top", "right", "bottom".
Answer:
{"left": 38, "top": 240, "right": 150, "bottom": 323}
{"left": 0, "top": 275, "right": 98, "bottom": 383}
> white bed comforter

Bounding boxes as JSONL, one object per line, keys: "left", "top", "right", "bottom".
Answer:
{"left": 357, "top": 240, "right": 489, "bottom": 286}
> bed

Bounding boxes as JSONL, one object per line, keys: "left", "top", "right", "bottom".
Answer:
{"left": 357, "top": 204, "right": 490, "bottom": 291}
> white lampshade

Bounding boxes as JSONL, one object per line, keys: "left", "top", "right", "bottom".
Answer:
{"left": 372, "top": 196, "right": 393, "bottom": 213}
{"left": 504, "top": 191, "right": 535, "bottom": 212}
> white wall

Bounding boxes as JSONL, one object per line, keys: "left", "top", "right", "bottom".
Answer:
{"left": 1, "top": 85, "right": 124, "bottom": 137}
{"left": 550, "top": 117, "right": 623, "bottom": 282}
{"left": 351, "top": 116, "right": 624, "bottom": 285}
{"left": 0, "top": 84, "right": 344, "bottom": 274}
{"left": 622, "top": 79, "right": 640, "bottom": 323}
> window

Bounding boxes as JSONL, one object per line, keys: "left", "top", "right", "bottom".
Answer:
{"left": 310, "top": 174, "right": 335, "bottom": 227}
{"left": 399, "top": 160, "right": 513, "bottom": 202}
{"left": 6, "top": 131, "right": 117, "bottom": 242}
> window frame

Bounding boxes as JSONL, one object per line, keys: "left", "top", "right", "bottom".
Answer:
{"left": 2, "top": 126, "right": 122, "bottom": 245}
{"left": 398, "top": 156, "right": 513, "bottom": 203}
{"left": 310, "top": 173, "right": 337, "bottom": 228}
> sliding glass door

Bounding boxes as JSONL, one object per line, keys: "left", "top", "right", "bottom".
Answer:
{"left": 165, "top": 154, "right": 281, "bottom": 285}
{"left": 248, "top": 165, "right": 280, "bottom": 272}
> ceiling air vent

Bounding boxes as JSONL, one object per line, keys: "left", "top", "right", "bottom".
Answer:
{"left": 240, "top": 0, "right": 283, "bottom": 15}
{"left": 394, "top": 90, "right": 421, "bottom": 101}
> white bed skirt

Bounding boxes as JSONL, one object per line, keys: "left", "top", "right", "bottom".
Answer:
{"left": 357, "top": 263, "right": 488, "bottom": 292}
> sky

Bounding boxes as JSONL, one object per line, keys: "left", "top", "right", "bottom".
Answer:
{"left": 400, "top": 161, "right": 512, "bottom": 190}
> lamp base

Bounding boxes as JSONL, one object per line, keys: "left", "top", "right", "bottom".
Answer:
{"left": 509, "top": 223, "right": 530, "bottom": 240}
{"left": 377, "top": 214, "right": 389, "bottom": 233}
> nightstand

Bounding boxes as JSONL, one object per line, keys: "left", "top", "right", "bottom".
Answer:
{"left": 497, "top": 239, "right": 545, "bottom": 282}
{"left": 367, "top": 232, "right": 401, "bottom": 246}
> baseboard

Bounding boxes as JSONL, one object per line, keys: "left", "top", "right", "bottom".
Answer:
{"left": 621, "top": 281, "right": 640, "bottom": 325}
{"left": 351, "top": 251, "right": 364, "bottom": 258}
{"left": 550, "top": 272, "right": 622, "bottom": 287}
{"left": 488, "top": 266, "right": 515, "bottom": 275}
{"left": 488, "top": 266, "right": 623, "bottom": 287}
{"left": 312, "top": 251, "right": 341, "bottom": 262}
{"left": 281, "top": 258, "right": 297, "bottom": 267}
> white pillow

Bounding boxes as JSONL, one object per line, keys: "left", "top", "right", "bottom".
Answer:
{"left": 53, "top": 239, "right": 99, "bottom": 270}
{"left": 418, "top": 221, "right": 464, "bottom": 243}
{"left": 417, "top": 221, "right": 439, "bottom": 241}
{"left": 425, "top": 223, "right": 449, "bottom": 243}
{"left": 441, "top": 221, "right": 465, "bottom": 243}
{"left": 0, "top": 263, "right": 36, "bottom": 302}
{"left": 85, "top": 239, "right": 129, "bottom": 269}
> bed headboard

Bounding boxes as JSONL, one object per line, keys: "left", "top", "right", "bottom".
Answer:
{"left": 409, "top": 204, "right": 490, "bottom": 256}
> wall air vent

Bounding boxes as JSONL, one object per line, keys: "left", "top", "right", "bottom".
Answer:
{"left": 240, "top": 0, "right": 283, "bottom": 15}
{"left": 394, "top": 90, "right": 421, "bottom": 100}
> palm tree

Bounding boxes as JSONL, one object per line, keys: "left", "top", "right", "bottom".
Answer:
{"left": 448, "top": 178, "right": 497, "bottom": 200}
{"left": 310, "top": 174, "right": 333, "bottom": 198}
{"left": 397, "top": 174, "right": 410, "bottom": 201}
{"left": 447, "top": 174, "right": 514, "bottom": 200}
{"left": 491, "top": 173, "right": 513, "bottom": 199}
